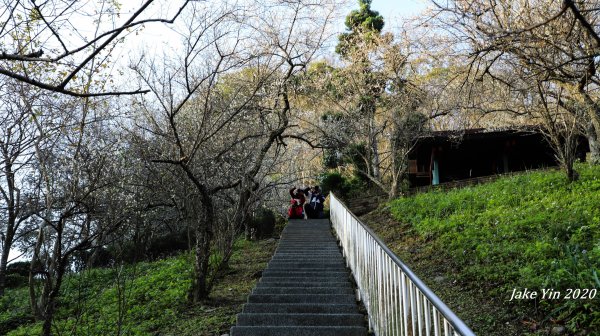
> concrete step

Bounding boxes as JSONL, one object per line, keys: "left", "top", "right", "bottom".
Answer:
{"left": 261, "top": 270, "right": 348, "bottom": 277}
{"left": 266, "top": 265, "right": 347, "bottom": 270}
{"left": 281, "top": 231, "right": 334, "bottom": 233}
{"left": 252, "top": 287, "right": 354, "bottom": 295}
{"left": 236, "top": 313, "right": 365, "bottom": 326}
{"left": 277, "top": 241, "right": 337, "bottom": 244}
{"left": 265, "top": 267, "right": 348, "bottom": 272}
{"left": 241, "top": 303, "right": 360, "bottom": 314}
{"left": 278, "top": 239, "right": 337, "bottom": 242}
{"left": 276, "top": 245, "right": 339, "bottom": 247}
{"left": 259, "top": 276, "right": 351, "bottom": 283}
{"left": 254, "top": 281, "right": 351, "bottom": 288}
{"left": 276, "top": 243, "right": 338, "bottom": 245}
{"left": 269, "top": 259, "right": 345, "bottom": 264}
{"left": 279, "top": 239, "right": 337, "bottom": 241}
{"left": 274, "top": 252, "right": 341, "bottom": 255}
{"left": 273, "top": 253, "right": 343, "bottom": 257}
{"left": 267, "top": 262, "right": 346, "bottom": 268}
{"left": 271, "top": 257, "right": 343, "bottom": 260}
{"left": 273, "top": 252, "right": 342, "bottom": 255}
{"left": 247, "top": 294, "right": 356, "bottom": 304}
{"left": 275, "top": 249, "right": 339, "bottom": 251}
{"left": 271, "top": 258, "right": 344, "bottom": 261}
{"left": 274, "top": 246, "right": 338, "bottom": 249}
{"left": 275, "top": 249, "right": 341, "bottom": 253}
{"left": 277, "top": 241, "right": 337, "bottom": 243}
{"left": 277, "top": 237, "right": 337, "bottom": 239}
{"left": 264, "top": 268, "right": 348, "bottom": 274}
{"left": 230, "top": 326, "right": 367, "bottom": 336}
{"left": 275, "top": 246, "right": 340, "bottom": 253}
{"left": 278, "top": 237, "right": 334, "bottom": 239}
{"left": 267, "top": 261, "right": 345, "bottom": 265}
{"left": 275, "top": 246, "right": 339, "bottom": 253}
{"left": 276, "top": 247, "right": 338, "bottom": 250}
{"left": 272, "top": 253, "right": 342, "bottom": 257}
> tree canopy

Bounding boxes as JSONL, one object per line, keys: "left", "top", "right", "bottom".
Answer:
{"left": 336, "top": 0, "right": 385, "bottom": 57}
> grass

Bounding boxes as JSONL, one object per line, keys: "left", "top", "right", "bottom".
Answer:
{"left": 1, "top": 237, "right": 277, "bottom": 336}
{"left": 361, "top": 163, "right": 600, "bottom": 335}
{"left": 160, "top": 238, "right": 276, "bottom": 335}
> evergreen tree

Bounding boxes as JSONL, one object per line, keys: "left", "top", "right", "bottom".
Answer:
{"left": 335, "top": 0, "right": 384, "bottom": 57}
{"left": 334, "top": 0, "right": 386, "bottom": 179}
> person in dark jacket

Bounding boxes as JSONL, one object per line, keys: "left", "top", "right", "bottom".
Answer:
{"left": 307, "top": 186, "right": 325, "bottom": 219}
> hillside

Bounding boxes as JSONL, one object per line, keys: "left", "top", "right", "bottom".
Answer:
{"left": 1, "top": 238, "right": 277, "bottom": 336}
{"left": 361, "top": 163, "right": 600, "bottom": 335}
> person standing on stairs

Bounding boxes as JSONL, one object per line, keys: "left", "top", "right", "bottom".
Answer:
{"left": 287, "top": 187, "right": 306, "bottom": 219}
{"left": 307, "top": 185, "right": 325, "bottom": 219}
{"left": 300, "top": 186, "right": 312, "bottom": 219}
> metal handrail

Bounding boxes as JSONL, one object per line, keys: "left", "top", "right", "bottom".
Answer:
{"left": 330, "top": 193, "right": 476, "bottom": 336}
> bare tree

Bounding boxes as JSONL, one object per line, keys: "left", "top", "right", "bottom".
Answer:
{"left": 130, "top": 0, "right": 339, "bottom": 301}
{"left": 0, "top": 0, "right": 193, "bottom": 97}
{"left": 430, "top": 0, "right": 600, "bottom": 164}
{"left": 21, "top": 89, "right": 130, "bottom": 335}
{"left": 0, "top": 79, "right": 40, "bottom": 296}
{"left": 535, "top": 82, "right": 585, "bottom": 180}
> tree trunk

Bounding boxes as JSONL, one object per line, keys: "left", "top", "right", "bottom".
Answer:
{"left": 29, "top": 223, "right": 46, "bottom": 320}
{"left": 388, "top": 179, "right": 398, "bottom": 201}
{"left": 388, "top": 139, "right": 400, "bottom": 201}
{"left": 556, "top": 131, "right": 579, "bottom": 182}
{"left": 388, "top": 155, "right": 408, "bottom": 201}
{"left": 41, "top": 257, "right": 67, "bottom": 336}
{"left": 578, "top": 90, "right": 600, "bottom": 164}
{"left": 0, "top": 257, "right": 7, "bottom": 298}
{"left": 0, "top": 156, "right": 17, "bottom": 297}
{"left": 192, "top": 226, "right": 212, "bottom": 302}
{"left": 237, "top": 187, "right": 252, "bottom": 241}
{"left": 0, "top": 224, "right": 14, "bottom": 296}
{"left": 40, "top": 220, "right": 65, "bottom": 336}
{"left": 191, "top": 193, "right": 214, "bottom": 303}
{"left": 369, "top": 117, "right": 381, "bottom": 179}
{"left": 241, "top": 181, "right": 261, "bottom": 241}
{"left": 371, "top": 135, "right": 381, "bottom": 179}
{"left": 87, "top": 233, "right": 103, "bottom": 269}
{"left": 588, "top": 123, "right": 600, "bottom": 164}
{"left": 565, "top": 164, "right": 578, "bottom": 181}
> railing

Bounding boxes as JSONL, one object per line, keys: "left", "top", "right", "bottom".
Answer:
{"left": 330, "top": 193, "right": 476, "bottom": 336}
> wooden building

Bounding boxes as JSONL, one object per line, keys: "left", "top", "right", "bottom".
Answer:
{"left": 407, "top": 128, "right": 589, "bottom": 187}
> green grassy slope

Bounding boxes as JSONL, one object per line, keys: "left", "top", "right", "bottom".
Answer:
{"left": 364, "top": 163, "right": 600, "bottom": 335}
{"left": 1, "top": 238, "right": 277, "bottom": 336}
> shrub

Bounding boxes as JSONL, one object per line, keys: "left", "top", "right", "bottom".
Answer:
{"left": 147, "top": 231, "right": 190, "bottom": 260}
{"left": 5, "top": 262, "right": 30, "bottom": 289}
{"left": 249, "top": 208, "right": 276, "bottom": 239}
{"left": 6, "top": 261, "right": 30, "bottom": 277}
{"left": 0, "top": 288, "right": 32, "bottom": 335}
{"left": 4, "top": 274, "right": 27, "bottom": 289}
{"left": 319, "top": 171, "right": 346, "bottom": 196}
{"left": 318, "top": 171, "right": 368, "bottom": 199}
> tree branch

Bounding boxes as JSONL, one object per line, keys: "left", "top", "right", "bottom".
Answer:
{"left": 0, "top": 0, "right": 191, "bottom": 97}
{"left": 0, "top": 67, "right": 149, "bottom": 97}
{"left": 564, "top": 0, "right": 600, "bottom": 47}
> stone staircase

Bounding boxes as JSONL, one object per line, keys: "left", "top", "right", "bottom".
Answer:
{"left": 229, "top": 219, "right": 368, "bottom": 336}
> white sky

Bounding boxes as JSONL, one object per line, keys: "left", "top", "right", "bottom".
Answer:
{"left": 370, "top": 0, "right": 429, "bottom": 21}
{"left": 124, "top": 0, "right": 431, "bottom": 49}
